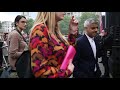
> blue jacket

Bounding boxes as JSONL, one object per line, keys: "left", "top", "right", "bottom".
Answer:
{"left": 73, "top": 34, "right": 101, "bottom": 78}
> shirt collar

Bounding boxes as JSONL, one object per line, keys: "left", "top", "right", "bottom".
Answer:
{"left": 85, "top": 33, "right": 94, "bottom": 41}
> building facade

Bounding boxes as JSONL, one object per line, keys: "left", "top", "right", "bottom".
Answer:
{"left": 1, "top": 21, "right": 13, "bottom": 33}
{"left": 22, "top": 12, "right": 30, "bottom": 19}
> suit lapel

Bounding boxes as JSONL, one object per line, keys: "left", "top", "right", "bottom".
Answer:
{"left": 83, "top": 35, "right": 95, "bottom": 59}
{"left": 94, "top": 38, "right": 99, "bottom": 58}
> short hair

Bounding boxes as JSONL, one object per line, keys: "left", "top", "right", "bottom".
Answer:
{"left": 14, "top": 15, "right": 26, "bottom": 27}
{"left": 84, "top": 18, "right": 99, "bottom": 28}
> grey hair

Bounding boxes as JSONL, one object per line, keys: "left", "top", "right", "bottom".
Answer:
{"left": 84, "top": 18, "right": 98, "bottom": 28}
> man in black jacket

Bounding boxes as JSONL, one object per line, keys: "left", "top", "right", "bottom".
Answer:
{"left": 73, "top": 18, "right": 101, "bottom": 78}
{"left": 0, "top": 41, "right": 3, "bottom": 68}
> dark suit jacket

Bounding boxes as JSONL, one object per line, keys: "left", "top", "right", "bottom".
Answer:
{"left": 73, "top": 34, "right": 101, "bottom": 78}
{"left": 0, "top": 42, "right": 3, "bottom": 66}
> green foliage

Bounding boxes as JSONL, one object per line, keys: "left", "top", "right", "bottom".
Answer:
{"left": 59, "top": 16, "right": 71, "bottom": 35}
{"left": 59, "top": 12, "right": 99, "bottom": 35}
{"left": 24, "top": 18, "right": 34, "bottom": 34}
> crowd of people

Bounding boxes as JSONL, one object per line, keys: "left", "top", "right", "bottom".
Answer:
{"left": 0, "top": 12, "right": 110, "bottom": 78}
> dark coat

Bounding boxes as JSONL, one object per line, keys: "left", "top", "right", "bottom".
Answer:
{"left": 73, "top": 34, "right": 101, "bottom": 78}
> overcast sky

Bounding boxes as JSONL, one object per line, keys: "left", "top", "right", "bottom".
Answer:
{"left": 0, "top": 12, "right": 38, "bottom": 22}
{"left": 0, "top": 12, "right": 105, "bottom": 22}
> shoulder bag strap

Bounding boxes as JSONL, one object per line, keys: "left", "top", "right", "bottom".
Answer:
{"left": 16, "top": 29, "right": 27, "bottom": 45}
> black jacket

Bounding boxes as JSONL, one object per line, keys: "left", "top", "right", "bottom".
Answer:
{"left": 73, "top": 34, "right": 101, "bottom": 78}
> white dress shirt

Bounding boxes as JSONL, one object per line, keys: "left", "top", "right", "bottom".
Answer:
{"left": 85, "top": 33, "right": 97, "bottom": 71}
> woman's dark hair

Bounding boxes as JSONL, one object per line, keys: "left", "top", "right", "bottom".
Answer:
{"left": 14, "top": 15, "right": 26, "bottom": 27}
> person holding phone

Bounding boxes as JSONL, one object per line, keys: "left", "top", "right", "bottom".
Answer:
{"left": 29, "top": 12, "right": 79, "bottom": 78}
